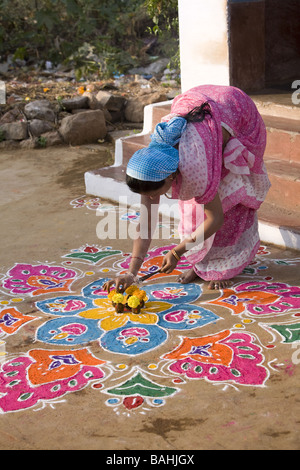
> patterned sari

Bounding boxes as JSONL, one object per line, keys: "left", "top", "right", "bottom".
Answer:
{"left": 163, "top": 85, "right": 271, "bottom": 281}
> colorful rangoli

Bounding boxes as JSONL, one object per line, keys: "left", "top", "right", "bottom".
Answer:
{"left": 0, "top": 243, "right": 299, "bottom": 415}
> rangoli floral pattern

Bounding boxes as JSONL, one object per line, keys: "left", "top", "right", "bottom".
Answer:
{"left": 208, "top": 281, "right": 300, "bottom": 317}
{"left": 70, "top": 195, "right": 101, "bottom": 210}
{"left": 0, "top": 244, "right": 299, "bottom": 414}
{"left": 63, "top": 245, "right": 122, "bottom": 265}
{"left": 0, "top": 307, "right": 38, "bottom": 336}
{"left": 164, "top": 329, "right": 268, "bottom": 386}
{"left": 2, "top": 263, "right": 77, "bottom": 297}
{"left": 0, "top": 348, "right": 105, "bottom": 413}
{"left": 34, "top": 279, "right": 218, "bottom": 355}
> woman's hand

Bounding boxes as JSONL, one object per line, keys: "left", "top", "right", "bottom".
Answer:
{"left": 161, "top": 250, "right": 179, "bottom": 274}
{"left": 103, "top": 273, "right": 136, "bottom": 293}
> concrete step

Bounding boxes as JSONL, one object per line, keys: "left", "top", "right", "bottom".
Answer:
{"left": 121, "top": 106, "right": 300, "bottom": 166}
{"left": 258, "top": 201, "right": 300, "bottom": 232}
{"left": 120, "top": 117, "right": 300, "bottom": 166}
{"left": 264, "top": 158, "right": 300, "bottom": 211}
{"left": 90, "top": 164, "right": 127, "bottom": 183}
{"left": 151, "top": 103, "right": 172, "bottom": 131}
{"left": 251, "top": 91, "right": 300, "bottom": 122}
{"left": 263, "top": 115, "right": 300, "bottom": 164}
{"left": 122, "top": 133, "right": 150, "bottom": 166}
{"left": 258, "top": 201, "right": 300, "bottom": 251}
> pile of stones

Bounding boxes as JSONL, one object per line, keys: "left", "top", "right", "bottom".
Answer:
{"left": 0, "top": 85, "right": 171, "bottom": 149}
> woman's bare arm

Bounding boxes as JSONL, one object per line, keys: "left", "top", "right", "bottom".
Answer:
{"left": 103, "top": 194, "right": 160, "bottom": 291}
{"left": 198, "top": 191, "right": 224, "bottom": 242}
{"left": 128, "top": 194, "right": 160, "bottom": 275}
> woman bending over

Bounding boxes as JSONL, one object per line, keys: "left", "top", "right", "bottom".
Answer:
{"left": 104, "top": 85, "right": 270, "bottom": 292}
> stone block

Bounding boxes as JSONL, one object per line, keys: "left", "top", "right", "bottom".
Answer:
{"left": 19, "top": 138, "right": 38, "bottom": 149}
{"left": 24, "top": 100, "right": 56, "bottom": 122}
{"left": 95, "top": 91, "right": 126, "bottom": 111}
{"left": 0, "top": 108, "right": 23, "bottom": 124}
{"left": 29, "top": 119, "right": 55, "bottom": 137}
{"left": 41, "top": 131, "right": 64, "bottom": 147}
{"left": 59, "top": 109, "right": 107, "bottom": 145}
{"left": 61, "top": 96, "right": 89, "bottom": 111}
{"left": 0, "top": 121, "right": 28, "bottom": 140}
{"left": 82, "top": 91, "right": 103, "bottom": 110}
{"left": 124, "top": 92, "right": 167, "bottom": 122}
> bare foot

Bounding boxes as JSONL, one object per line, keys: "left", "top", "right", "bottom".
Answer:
{"left": 208, "top": 280, "right": 233, "bottom": 290}
{"left": 177, "top": 268, "right": 199, "bottom": 284}
{"left": 178, "top": 270, "right": 233, "bottom": 290}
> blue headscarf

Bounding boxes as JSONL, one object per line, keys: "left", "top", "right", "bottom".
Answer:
{"left": 126, "top": 116, "right": 187, "bottom": 182}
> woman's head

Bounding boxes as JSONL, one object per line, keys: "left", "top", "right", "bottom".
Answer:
{"left": 126, "top": 116, "right": 186, "bottom": 196}
{"left": 125, "top": 175, "right": 165, "bottom": 194}
{"left": 126, "top": 171, "right": 177, "bottom": 198}
{"left": 125, "top": 104, "right": 211, "bottom": 196}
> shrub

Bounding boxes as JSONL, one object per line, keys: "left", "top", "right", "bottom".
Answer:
{"left": 0, "top": 0, "right": 179, "bottom": 78}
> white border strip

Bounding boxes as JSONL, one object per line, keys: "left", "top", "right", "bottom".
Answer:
{"left": 258, "top": 221, "right": 300, "bottom": 251}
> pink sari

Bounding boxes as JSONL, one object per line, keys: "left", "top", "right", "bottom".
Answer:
{"left": 163, "top": 85, "right": 271, "bottom": 281}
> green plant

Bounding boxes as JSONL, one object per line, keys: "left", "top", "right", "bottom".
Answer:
{"left": 56, "top": 96, "right": 65, "bottom": 111}
{"left": 145, "top": 0, "right": 179, "bottom": 71}
{"left": 13, "top": 47, "right": 27, "bottom": 61}
{"left": 37, "top": 135, "right": 47, "bottom": 147}
{"left": 0, "top": 0, "right": 179, "bottom": 79}
{"left": 146, "top": 0, "right": 178, "bottom": 35}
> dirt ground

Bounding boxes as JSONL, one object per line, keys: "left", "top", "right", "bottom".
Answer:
{"left": 0, "top": 145, "right": 299, "bottom": 451}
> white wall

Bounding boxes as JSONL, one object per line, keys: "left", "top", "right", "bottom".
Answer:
{"left": 178, "top": 0, "right": 230, "bottom": 92}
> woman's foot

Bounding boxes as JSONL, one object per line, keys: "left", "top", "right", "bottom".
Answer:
{"left": 208, "top": 280, "right": 232, "bottom": 290}
{"left": 177, "top": 269, "right": 232, "bottom": 290}
{"left": 177, "top": 268, "right": 199, "bottom": 284}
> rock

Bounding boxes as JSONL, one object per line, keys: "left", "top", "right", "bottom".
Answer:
{"left": 29, "top": 119, "right": 55, "bottom": 137}
{"left": 161, "top": 68, "right": 179, "bottom": 87}
{"left": 24, "top": 100, "right": 56, "bottom": 122}
{"left": 124, "top": 99, "right": 145, "bottom": 123}
{"left": 95, "top": 91, "right": 126, "bottom": 111}
{"left": 82, "top": 91, "right": 103, "bottom": 110}
{"left": 103, "top": 108, "right": 113, "bottom": 122}
{"left": 162, "top": 67, "right": 177, "bottom": 77}
{"left": 128, "top": 58, "right": 170, "bottom": 76}
{"left": 58, "top": 111, "right": 71, "bottom": 121}
{"left": 111, "top": 110, "right": 125, "bottom": 123}
{"left": 0, "top": 62, "right": 9, "bottom": 74}
{"left": 166, "top": 89, "right": 180, "bottom": 100}
{"left": 163, "top": 79, "right": 178, "bottom": 87}
{"left": 124, "top": 92, "right": 168, "bottom": 123}
{"left": 0, "top": 108, "right": 23, "bottom": 124}
{"left": 61, "top": 96, "right": 89, "bottom": 111}
{"left": 0, "top": 122, "right": 28, "bottom": 140}
{"left": 59, "top": 109, "right": 107, "bottom": 145}
{"left": 7, "top": 94, "right": 23, "bottom": 104}
{"left": 19, "top": 138, "right": 38, "bottom": 149}
{"left": 71, "top": 108, "right": 90, "bottom": 114}
{"left": 41, "top": 131, "right": 63, "bottom": 147}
